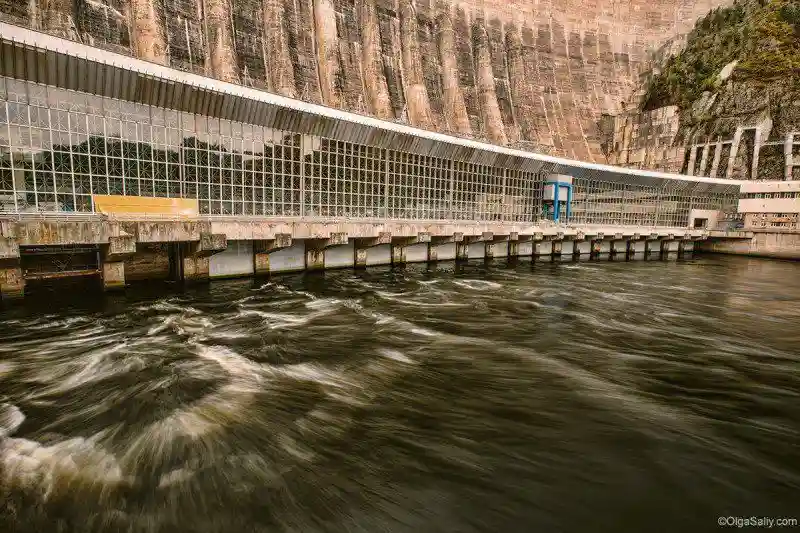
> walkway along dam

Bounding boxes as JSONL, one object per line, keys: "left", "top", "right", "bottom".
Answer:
{"left": 0, "top": 22, "right": 779, "bottom": 300}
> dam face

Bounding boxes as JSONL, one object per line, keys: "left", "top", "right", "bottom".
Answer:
{"left": 0, "top": 0, "right": 731, "bottom": 161}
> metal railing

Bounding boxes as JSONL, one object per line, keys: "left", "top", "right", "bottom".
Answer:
{"left": 0, "top": 76, "right": 739, "bottom": 228}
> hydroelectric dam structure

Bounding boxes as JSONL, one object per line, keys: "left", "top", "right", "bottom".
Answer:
{"left": 0, "top": 22, "right": 749, "bottom": 300}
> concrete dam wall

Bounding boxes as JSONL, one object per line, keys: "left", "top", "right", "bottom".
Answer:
{"left": 0, "top": 0, "right": 729, "bottom": 163}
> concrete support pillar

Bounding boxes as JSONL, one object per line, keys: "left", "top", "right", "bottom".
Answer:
{"left": 183, "top": 233, "right": 227, "bottom": 282}
{"left": 687, "top": 145, "right": 698, "bottom": 176}
{"left": 752, "top": 126, "right": 763, "bottom": 179}
{"left": 391, "top": 244, "right": 405, "bottom": 265}
{"left": 306, "top": 246, "right": 326, "bottom": 271}
{"left": 709, "top": 139, "right": 723, "bottom": 178}
{"left": 457, "top": 232, "right": 489, "bottom": 261}
{"left": 726, "top": 128, "right": 743, "bottom": 179}
{"left": 354, "top": 232, "right": 392, "bottom": 268}
{"left": 100, "top": 235, "right": 136, "bottom": 291}
{"left": 679, "top": 238, "right": 695, "bottom": 255}
{"left": 611, "top": 232, "right": 628, "bottom": 257}
{"left": 305, "top": 233, "right": 348, "bottom": 271}
{"left": 662, "top": 235, "right": 680, "bottom": 259}
{"left": 487, "top": 233, "right": 513, "bottom": 259}
{"left": 591, "top": 233, "right": 610, "bottom": 259}
{"left": 0, "top": 236, "right": 23, "bottom": 300}
{"left": 0, "top": 264, "right": 24, "bottom": 300}
{"left": 425, "top": 242, "right": 434, "bottom": 262}
{"left": 627, "top": 234, "right": 645, "bottom": 259}
{"left": 354, "top": 247, "right": 369, "bottom": 268}
{"left": 183, "top": 256, "right": 211, "bottom": 282}
{"left": 456, "top": 241, "right": 469, "bottom": 261}
{"left": 698, "top": 143, "right": 710, "bottom": 177}
{"left": 645, "top": 234, "right": 661, "bottom": 259}
{"left": 470, "top": 232, "right": 492, "bottom": 260}
{"left": 101, "top": 262, "right": 126, "bottom": 290}
{"left": 574, "top": 240, "right": 591, "bottom": 256}
{"left": 391, "top": 233, "right": 431, "bottom": 265}
{"left": 508, "top": 241, "right": 519, "bottom": 257}
{"left": 254, "top": 234, "right": 292, "bottom": 275}
{"left": 485, "top": 241, "right": 495, "bottom": 259}
{"left": 785, "top": 133, "right": 794, "bottom": 181}
{"left": 530, "top": 232, "right": 544, "bottom": 257}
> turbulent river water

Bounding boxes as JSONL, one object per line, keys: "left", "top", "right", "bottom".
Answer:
{"left": 1, "top": 255, "right": 799, "bottom": 532}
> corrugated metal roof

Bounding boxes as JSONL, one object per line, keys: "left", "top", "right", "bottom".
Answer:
{"left": 0, "top": 21, "right": 742, "bottom": 194}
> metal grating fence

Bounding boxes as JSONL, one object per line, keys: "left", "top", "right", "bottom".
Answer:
{"left": 0, "top": 76, "right": 737, "bottom": 227}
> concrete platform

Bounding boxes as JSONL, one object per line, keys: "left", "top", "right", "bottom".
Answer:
{"left": 0, "top": 215, "right": 728, "bottom": 299}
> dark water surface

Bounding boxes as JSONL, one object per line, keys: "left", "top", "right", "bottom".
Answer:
{"left": 1, "top": 255, "right": 799, "bottom": 532}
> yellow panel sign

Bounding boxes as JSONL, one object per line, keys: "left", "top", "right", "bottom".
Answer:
{"left": 92, "top": 195, "right": 199, "bottom": 217}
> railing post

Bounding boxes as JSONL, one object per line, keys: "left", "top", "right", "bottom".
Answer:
{"left": 300, "top": 135, "right": 306, "bottom": 217}
{"left": 501, "top": 168, "right": 508, "bottom": 222}
{"left": 448, "top": 159, "right": 455, "bottom": 221}
{"left": 654, "top": 187, "right": 662, "bottom": 227}
{"left": 383, "top": 148, "right": 390, "bottom": 219}
{"left": 4, "top": 101, "right": 19, "bottom": 214}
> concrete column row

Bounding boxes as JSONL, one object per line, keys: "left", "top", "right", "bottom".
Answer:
{"left": 0, "top": 232, "right": 228, "bottom": 301}
{"left": 242, "top": 232, "right": 699, "bottom": 275}
{"left": 0, "top": 230, "right": 701, "bottom": 301}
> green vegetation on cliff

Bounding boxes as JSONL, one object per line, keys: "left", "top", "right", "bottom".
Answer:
{"left": 642, "top": 0, "right": 800, "bottom": 112}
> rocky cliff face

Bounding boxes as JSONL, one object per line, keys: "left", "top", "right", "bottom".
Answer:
{"left": 608, "top": 0, "right": 800, "bottom": 179}
{"left": 1, "top": 0, "right": 729, "bottom": 162}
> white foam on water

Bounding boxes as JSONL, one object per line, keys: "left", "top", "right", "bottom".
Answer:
{"left": 121, "top": 345, "right": 267, "bottom": 469}
{"left": 0, "top": 403, "right": 25, "bottom": 437}
{"left": 147, "top": 315, "right": 178, "bottom": 336}
{"left": 197, "top": 344, "right": 263, "bottom": 381}
{"left": 273, "top": 362, "right": 349, "bottom": 390}
{"left": 452, "top": 279, "right": 503, "bottom": 291}
{"left": 259, "top": 311, "right": 315, "bottom": 330}
{"left": 375, "top": 291, "right": 467, "bottom": 308}
{"left": 348, "top": 302, "right": 444, "bottom": 340}
{"left": 304, "top": 297, "right": 343, "bottom": 311}
{"left": 136, "top": 301, "right": 200, "bottom": 314}
{"left": 410, "top": 327, "right": 440, "bottom": 337}
{"left": 51, "top": 344, "right": 133, "bottom": 391}
{"left": 237, "top": 308, "right": 270, "bottom": 319}
{"left": 23, "top": 346, "right": 146, "bottom": 403}
{"left": 377, "top": 349, "right": 416, "bottom": 365}
{"left": 237, "top": 298, "right": 347, "bottom": 330}
{"left": 157, "top": 467, "right": 195, "bottom": 489}
{"left": 1, "top": 419, "right": 127, "bottom": 499}
{"left": 26, "top": 316, "right": 92, "bottom": 331}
